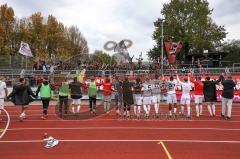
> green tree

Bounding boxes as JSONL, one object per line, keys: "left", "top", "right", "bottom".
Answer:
{"left": 222, "top": 40, "right": 240, "bottom": 64}
{"left": 149, "top": 0, "right": 227, "bottom": 61}
{"left": 66, "top": 25, "right": 89, "bottom": 57}
{"left": 91, "top": 50, "right": 112, "bottom": 65}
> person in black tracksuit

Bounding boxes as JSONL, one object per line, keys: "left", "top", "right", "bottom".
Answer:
{"left": 69, "top": 77, "right": 82, "bottom": 114}
{"left": 221, "top": 75, "right": 236, "bottom": 120}
{"left": 203, "top": 75, "right": 223, "bottom": 117}
{"left": 121, "top": 76, "right": 134, "bottom": 117}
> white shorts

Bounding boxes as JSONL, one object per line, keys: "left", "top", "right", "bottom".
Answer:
{"left": 72, "top": 99, "right": 81, "bottom": 105}
{"left": 180, "top": 95, "right": 191, "bottom": 105}
{"left": 0, "top": 99, "right": 4, "bottom": 109}
{"left": 152, "top": 95, "right": 161, "bottom": 104}
{"left": 195, "top": 95, "right": 204, "bottom": 104}
{"left": 143, "top": 96, "right": 152, "bottom": 105}
{"left": 103, "top": 95, "right": 111, "bottom": 103}
{"left": 167, "top": 94, "right": 177, "bottom": 104}
{"left": 134, "top": 94, "right": 143, "bottom": 106}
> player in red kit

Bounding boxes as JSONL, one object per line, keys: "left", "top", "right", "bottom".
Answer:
{"left": 190, "top": 75, "right": 204, "bottom": 117}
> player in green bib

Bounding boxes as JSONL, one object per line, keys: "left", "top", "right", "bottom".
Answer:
{"left": 58, "top": 78, "right": 69, "bottom": 116}
{"left": 88, "top": 76, "right": 97, "bottom": 115}
{"left": 36, "top": 77, "right": 53, "bottom": 120}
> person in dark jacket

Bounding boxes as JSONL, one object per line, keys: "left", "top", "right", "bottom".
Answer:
{"left": 221, "top": 75, "right": 236, "bottom": 120}
{"left": 133, "top": 77, "right": 143, "bottom": 119}
{"left": 203, "top": 75, "right": 223, "bottom": 117}
{"left": 36, "top": 77, "right": 54, "bottom": 120}
{"left": 7, "top": 78, "right": 36, "bottom": 121}
{"left": 69, "top": 77, "right": 82, "bottom": 114}
{"left": 113, "top": 76, "right": 122, "bottom": 115}
{"left": 121, "top": 76, "right": 134, "bottom": 117}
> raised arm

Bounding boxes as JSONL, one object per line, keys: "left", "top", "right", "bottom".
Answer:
{"left": 177, "top": 75, "right": 184, "bottom": 85}
{"left": 214, "top": 74, "right": 224, "bottom": 84}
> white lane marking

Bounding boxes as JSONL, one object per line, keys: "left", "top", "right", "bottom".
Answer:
{"left": 1, "top": 139, "right": 240, "bottom": 143}
{"left": 0, "top": 108, "right": 10, "bottom": 139}
{"left": 6, "top": 119, "right": 240, "bottom": 123}
{"left": 6, "top": 127, "right": 240, "bottom": 131}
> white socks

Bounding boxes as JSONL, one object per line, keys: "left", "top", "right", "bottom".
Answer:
{"left": 154, "top": 104, "right": 159, "bottom": 114}
{"left": 137, "top": 106, "right": 141, "bottom": 115}
{"left": 212, "top": 104, "right": 215, "bottom": 116}
{"left": 143, "top": 105, "right": 150, "bottom": 115}
{"left": 181, "top": 106, "right": 184, "bottom": 114}
{"left": 104, "top": 102, "right": 110, "bottom": 112}
{"left": 187, "top": 106, "right": 191, "bottom": 117}
{"left": 173, "top": 108, "right": 177, "bottom": 114}
{"left": 227, "top": 103, "right": 232, "bottom": 118}
{"left": 207, "top": 105, "right": 213, "bottom": 116}
{"left": 134, "top": 106, "right": 137, "bottom": 115}
{"left": 20, "top": 112, "right": 26, "bottom": 118}
{"left": 72, "top": 106, "right": 80, "bottom": 113}
{"left": 107, "top": 103, "right": 111, "bottom": 112}
{"left": 77, "top": 106, "right": 81, "bottom": 113}
{"left": 199, "top": 105, "right": 203, "bottom": 115}
{"left": 169, "top": 107, "right": 177, "bottom": 115}
{"left": 104, "top": 102, "right": 107, "bottom": 112}
{"left": 72, "top": 107, "right": 75, "bottom": 113}
{"left": 195, "top": 105, "right": 199, "bottom": 117}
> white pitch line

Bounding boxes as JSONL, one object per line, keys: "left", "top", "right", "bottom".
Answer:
{"left": 6, "top": 127, "right": 240, "bottom": 131}
{"left": 1, "top": 139, "right": 240, "bottom": 144}
{"left": 8, "top": 119, "right": 240, "bottom": 123}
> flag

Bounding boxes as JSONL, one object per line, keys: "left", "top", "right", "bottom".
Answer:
{"left": 78, "top": 69, "right": 86, "bottom": 83}
{"left": 19, "top": 41, "right": 33, "bottom": 57}
{"left": 164, "top": 41, "right": 183, "bottom": 64}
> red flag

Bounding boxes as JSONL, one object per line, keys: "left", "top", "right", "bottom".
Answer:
{"left": 164, "top": 41, "right": 183, "bottom": 64}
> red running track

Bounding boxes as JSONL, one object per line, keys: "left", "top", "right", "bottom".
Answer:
{"left": 0, "top": 104, "right": 240, "bottom": 159}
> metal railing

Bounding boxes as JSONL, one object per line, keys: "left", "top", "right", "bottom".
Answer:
{"left": 1, "top": 67, "right": 240, "bottom": 87}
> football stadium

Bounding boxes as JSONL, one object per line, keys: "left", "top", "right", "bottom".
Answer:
{"left": 0, "top": 0, "right": 240, "bottom": 159}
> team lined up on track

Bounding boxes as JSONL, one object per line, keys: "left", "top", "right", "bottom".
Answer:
{"left": 0, "top": 72, "right": 236, "bottom": 122}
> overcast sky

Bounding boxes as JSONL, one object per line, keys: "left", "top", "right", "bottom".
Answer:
{"left": 0, "top": 0, "right": 240, "bottom": 60}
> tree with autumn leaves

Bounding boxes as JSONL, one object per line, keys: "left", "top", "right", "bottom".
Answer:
{"left": 0, "top": 4, "right": 88, "bottom": 61}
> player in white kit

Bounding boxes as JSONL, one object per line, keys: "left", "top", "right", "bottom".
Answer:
{"left": 142, "top": 77, "right": 152, "bottom": 118}
{"left": 150, "top": 74, "right": 161, "bottom": 118}
{"left": 0, "top": 77, "right": 8, "bottom": 120}
{"left": 167, "top": 76, "right": 177, "bottom": 117}
{"left": 177, "top": 74, "right": 192, "bottom": 118}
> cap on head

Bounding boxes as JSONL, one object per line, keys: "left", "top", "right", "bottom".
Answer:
{"left": 170, "top": 76, "right": 174, "bottom": 81}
